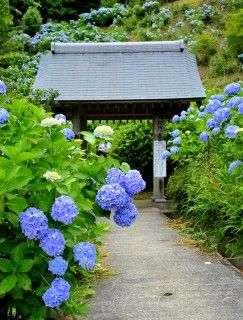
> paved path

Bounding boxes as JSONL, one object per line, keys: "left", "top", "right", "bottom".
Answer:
{"left": 86, "top": 207, "right": 243, "bottom": 320}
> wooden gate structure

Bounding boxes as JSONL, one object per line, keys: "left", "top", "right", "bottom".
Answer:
{"left": 34, "top": 40, "right": 205, "bottom": 201}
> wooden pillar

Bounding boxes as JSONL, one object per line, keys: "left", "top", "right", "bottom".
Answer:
{"left": 72, "top": 108, "right": 81, "bottom": 137}
{"left": 152, "top": 114, "right": 166, "bottom": 201}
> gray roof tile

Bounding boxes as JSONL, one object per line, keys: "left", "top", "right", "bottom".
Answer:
{"left": 34, "top": 41, "right": 205, "bottom": 102}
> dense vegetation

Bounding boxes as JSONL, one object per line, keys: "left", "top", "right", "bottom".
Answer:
{"left": 0, "top": 0, "right": 242, "bottom": 318}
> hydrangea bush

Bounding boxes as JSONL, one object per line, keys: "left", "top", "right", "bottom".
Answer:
{"left": 165, "top": 82, "right": 243, "bottom": 257}
{"left": 0, "top": 86, "right": 145, "bottom": 319}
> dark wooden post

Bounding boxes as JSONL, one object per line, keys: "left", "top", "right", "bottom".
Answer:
{"left": 72, "top": 107, "right": 81, "bottom": 137}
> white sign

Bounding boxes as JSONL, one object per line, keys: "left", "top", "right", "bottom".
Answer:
{"left": 153, "top": 140, "right": 166, "bottom": 178}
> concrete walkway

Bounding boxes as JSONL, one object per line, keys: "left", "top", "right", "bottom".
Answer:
{"left": 86, "top": 207, "right": 243, "bottom": 320}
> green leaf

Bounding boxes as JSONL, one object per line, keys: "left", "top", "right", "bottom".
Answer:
{"left": 6, "top": 197, "right": 28, "bottom": 214}
{"left": 80, "top": 131, "right": 96, "bottom": 144}
{"left": 0, "top": 258, "right": 13, "bottom": 273}
{"left": 0, "top": 274, "right": 17, "bottom": 295}
{"left": 18, "top": 259, "right": 34, "bottom": 272}
{"left": 11, "top": 242, "right": 26, "bottom": 265}
{"left": 17, "top": 273, "right": 31, "bottom": 291}
{"left": 5, "top": 212, "right": 19, "bottom": 227}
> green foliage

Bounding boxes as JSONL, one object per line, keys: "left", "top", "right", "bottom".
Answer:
{"left": 225, "top": 9, "right": 243, "bottom": 56}
{"left": 0, "top": 94, "right": 125, "bottom": 319}
{"left": 0, "top": 0, "right": 12, "bottom": 45}
{"left": 22, "top": 6, "right": 42, "bottom": 36}
{"left": 192, "top": 33, "right": 218, "bottom": 65}
{"left": 209, "top": 54, "right": 239, "bottom": 77}
{"left": 112, "top": 121, "right": 153, "bottom": 187}
{"left": 28, "top": 88, "right": 59, "bottom": 111}
{"left": 166, "top": 86, "right": 243, "bottom": 258}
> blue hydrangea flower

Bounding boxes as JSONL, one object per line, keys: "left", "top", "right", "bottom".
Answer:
{"left": 0, "top": 80, "right": 6, "bottom": 95}
{"left": 96, "top": 183, "right": 130, "bottom": 211}
{"left": 224, "top": 83, "right": 241, "bottom": 96}
{"left": 180, "top": 111, "right": 187, "bottom": 116}
{"left": 19, "top": 207, "right": 48, "bottom": 240}
{"left": 172, "top": 137, "right": 182, "bottom": 144}
{"left": 213, "top": 108, "right": 231, "bottom": 125}
{"left": 73, "top": 242, "right": 96, "bottom": 269}
{"left": 204, "top": 100, "right": 221, "bottom": 114}
{"left": 238, "top": 102, "right": 243, "bottom": 114}
{"left": 211, "top": 94, "right": 224, "bottom": 101}
{"left": 212, "top": 127, "right": 221, "bottom": 134}
{"left": 200, "top": 132, "right": 209, "bottom": 142}
{"left": 55, "top": 114, "right": 66, "bottom": 124}
{"left": 161, "top": 150, "right": 170, "bottom": 159}
{"left": 206, "top": 118, "right": 217, "bottom": 129}
{"left": 39, "top": 229, "right": 65, "bottom": 257}
{"left": 61, "top": 128, "right": 75, "bottom": 141}
{"left": 172, "top": 115, "right": 180, "bottom": 123}
{"left": 113, "top": 203, "right": 139, "bottom": 227}
{"left": 170, "top": 129, "right": 180, "bottom": 138}
{"left": 187, "top": 107, "right": 194, "bottom": 112}
{"left": 121, "top": 170, "right": 146, "bottom": 196}
{"left": 179, "top": 114, "right": 186, "bottom": 121}
{"left": 224, "top": 125, "right": 239, "bottom": 138}
{"left": 105, "top": 168, "right": 125, "bottom": 185}
{"left": 42, "top": 278, "right": 71, "bottom": 308}
{"left": 51, "top": 195, "right": 79, "bottom": 225}
{"left": 170, "top": 146, "right": 180, "bottom": 154}
{"left": 227, "top": 96, "right": 242, "bottom": 109}
{"left": 0, "top": 107, "right": 9, "bottom": 124}
{"left": 48, "top": 257, "right": 68, "bottom": 276}
{"left": 197, "top": 111, "right": 206, "bottom": 118}
{"left": 228, "top": 160, "right": 243, "bottom": 174}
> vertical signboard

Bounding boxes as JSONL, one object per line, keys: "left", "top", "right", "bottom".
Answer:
{"left": 153, "top": 140, "right": 166, "bottom": 178}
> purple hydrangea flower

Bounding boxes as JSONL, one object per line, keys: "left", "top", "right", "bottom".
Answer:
{"left": 73, "top": 242, "right": 96, "bottom": 269}
{"left": 162, "top": 150, "right": 170, "bottom": 159}
{"left": 121, "top": 170, "right": 146, "bottom": 196}
{"left": 224, "top": 125, "right": 239, "bottom": 138}
{"left": 204, "top": 100, "right": 221, "bottom": 114}
{"left": 113, "top": 203, "right": 139, "bottom": 227}
{"left": 172, "top": 137, "right": 182, "bottom": 144}
{"left": 19, "top": 207, "right": 48, "bottom": 240}
{"left": 96, "top": 183, "right": 130, "bottom": 211}
{"left": 211, "top": 94, "right": 224, "bottom": 101}
{"left": 0, "top": 107, "right": 9, "bottom": 124}
{"left": 42, "top": 278, "right": 71, "bottom": 308}
{"left": 224, "top": 83, "right": 241, "bottom": 96}
{"left": 170, "top": 146, "right": 180, "bottom": 153}
{"left": 39, "top": 228, "right": 65, "bottom": 257}
{"left": 55, "top": 114, "right": 66, "bottom": 124}
{"left": 172, "top": 115, "right": 180, "bottom": 123}
{"left": 105, "top": 168, "right": 125, "bottom": 185}
{"left": 213, "top": 108, "right": 231, "bottom": 125}
{"left": 228, "top": 160, "right": 243, "bottom": 174}
{"left": 61, "top": 128, "right": 75, "bottom": 141}
{"left": 238, "top": 102, "right": 243, "bottom": 114}
{"left": 227, "top": 96, "right": 242, "bottom": 109}
{"left": 200, "top": 132, "right": 209, "bottom": 142}
{"left": 51, "top": 195, "right": 79, "bottom": 225}
{"left": 48, "top": 257, "right": 68, "bottom": 276}
{"left": 212, "top": 127, "right": 221, "bottom": 134}
{"left": 0, "top": 80, "right": 6, "bottom": 95}
{"left": 206, "top": 118, "right": 217, "bottom": 129}
{"left": 170, "top": 129, "right": 180, "bottom": 138}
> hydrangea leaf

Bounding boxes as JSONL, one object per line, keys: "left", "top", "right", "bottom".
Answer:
{"left": 17, "top": 273, "right": 31, "bottom": 291}
{"left": 6, "top": 197, "right": 28, "bottom": 214}
{"left": 0, "top": 274, "right": 17, "bottom": 295}
{"left": 0, "top": 258, "right": 13, "bottom": 273}
{"left": 18, "top": 259, "right": 35, "bottom": 273}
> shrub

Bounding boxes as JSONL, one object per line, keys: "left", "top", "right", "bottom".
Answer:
{"left": 0, "top": 0, "right": 12, "bottom": 45}
{"left": 225, "top": 9, "right": 243, "bottom": 56}
{"left": 192, "top": 33, "right": 218, "bottom": 65}
{"left": 112, "top": 121, "right": 153, "bottom": 188}
{"left": 209, "top": 54, "right": 239, "bottom": 77}
{"left": 22, "top": 6, "right": 42, "bottom": 36}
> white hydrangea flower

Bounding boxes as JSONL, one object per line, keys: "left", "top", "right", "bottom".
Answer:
{"left": 93, "top": 125, "right": 114, "bottom": 138}
{"left": 43, "top": 171, "right": 61, "bottom": 182}
{"left": 41, "top": 117, "right": 63, "bottom": 127}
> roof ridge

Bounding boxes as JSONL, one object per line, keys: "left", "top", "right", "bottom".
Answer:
{"left": 51, "top": 40, "right": 184, "bottom": 54}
